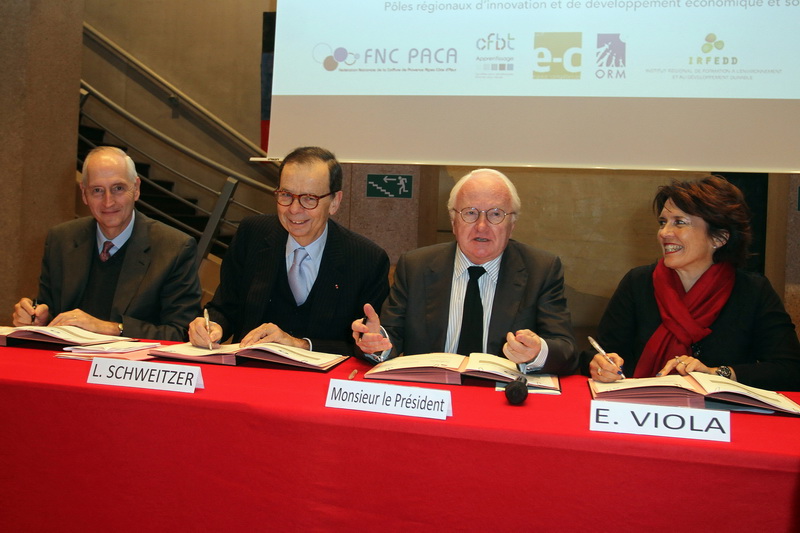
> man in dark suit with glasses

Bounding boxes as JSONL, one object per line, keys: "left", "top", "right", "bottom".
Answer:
{"left": 189, "top": 146, "right": 389, "bottom": 356}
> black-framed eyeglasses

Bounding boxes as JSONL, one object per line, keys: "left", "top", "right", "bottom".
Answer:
{"left": 453, "top": 207, "right": 515, "bottom": 225}
{"left": 274, "top": 189, "right": 334, "bottom": 210}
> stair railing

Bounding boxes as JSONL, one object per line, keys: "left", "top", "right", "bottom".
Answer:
{"left": 80, "top": 21, "right": 281, "bottom": 262}
{"left": 83, "top": 22, "right": 267, "bottom": 161}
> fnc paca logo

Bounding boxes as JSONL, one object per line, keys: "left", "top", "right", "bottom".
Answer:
{"left": 596, "top": 34, "right": 626, "bottom": 79}
{"left": 533, "top": 33, "right": 582, "bottom": 79}
{"left": 314, "top": 43, "right": 359, "bottom": 71}
{"left": 689, "top": 33, "right": 738, "bottom": 65}
{"left": 313, "top": 42, "right": 457, "bottom": 71}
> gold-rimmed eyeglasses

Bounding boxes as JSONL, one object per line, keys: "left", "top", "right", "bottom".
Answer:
{"left": 452, "top": 207, "right": 515, "bottom": 225}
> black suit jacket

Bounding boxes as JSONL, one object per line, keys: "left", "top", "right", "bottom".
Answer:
{"left": 588, "top": 263, "right": 800, "bottom": 391}
{"left": 380, "top": 241, "right": 577, "bottom": 374}
{"left": 37, "top": 211, "right": 202, "bottom": 341}
{"left": 206, "top": 215, "right": 389, "bottom": 355}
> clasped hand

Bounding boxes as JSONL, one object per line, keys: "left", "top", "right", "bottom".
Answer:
{"left": 13, "top": 298, "right": 49, "bottom": 326}
{"left": 188, "top": 316, "right": 309, "bottom": 350}
{"left": 351, "top": 303, "right": 392, "bottom": 354}
{"left": 502, "top": 329, "right": 542, "bottom": 364}
{"left": 591, "top": 353, "right": 716, "bottom": 382}
{"left": 14, "top": 299, "right": 121, "bottom": 336}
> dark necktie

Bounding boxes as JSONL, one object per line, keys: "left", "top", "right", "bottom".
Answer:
{"left": 99, "top": 240, "right": 114, "bottom": 262}
{"left": 456, "top": 266, "right": 486, "bottom": 355}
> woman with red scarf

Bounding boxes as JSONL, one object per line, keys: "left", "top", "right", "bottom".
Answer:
{"left": 587, "top": 175, "right": 800, "bottom": 391}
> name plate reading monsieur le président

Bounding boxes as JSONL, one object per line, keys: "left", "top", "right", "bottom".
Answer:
{"left": 88, "top": 358, "right": 205, "bottom": 393}
{"left": 325, "top": 379, "right": 453, "bottom": 420}
{"left": 590, "top": 400, "right": 731, "bottom": 442}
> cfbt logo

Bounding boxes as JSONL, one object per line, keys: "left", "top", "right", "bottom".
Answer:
{"left": 476, "top": 32, "right": 515, "bottom": 51}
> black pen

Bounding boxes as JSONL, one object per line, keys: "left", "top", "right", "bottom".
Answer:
{"left": 358, "top": 317, "right": 367, "bottom": 340}
{"left": 31, "top": 299, "right": 38, "bottom": 324}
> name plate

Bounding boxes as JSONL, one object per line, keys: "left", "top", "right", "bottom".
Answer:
{"left": 590, "top": 400, "right": 730, "bottom": 442}
{"left": 325, "top": 379, "right": 453, "bottom": 420}
{"left": 88, "top": 358, "right": 205, "bottom": 393}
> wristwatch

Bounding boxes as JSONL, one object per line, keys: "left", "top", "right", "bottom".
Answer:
{"left": 117, "top": 322, "right": 124, "bottom": 335}
{"left": 715, "top": 365, "right": 732, "bottom": 379}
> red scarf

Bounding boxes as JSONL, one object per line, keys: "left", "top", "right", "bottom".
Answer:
{"left": 633, "top": 259, "right": 735, "bottom": 378}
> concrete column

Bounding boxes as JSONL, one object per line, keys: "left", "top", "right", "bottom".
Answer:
{"left": 0, "top": 0, "right": 83, "bottom": 322}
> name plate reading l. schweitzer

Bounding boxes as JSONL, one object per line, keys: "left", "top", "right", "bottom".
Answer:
{"left": 590, "top": 400, "right": 731, "bottom": 442}
{"left": 326, "top": 379, "right": 452, "bottom": 420}
{"left": 88, "top": 358, "right": 205, "bottom": 393}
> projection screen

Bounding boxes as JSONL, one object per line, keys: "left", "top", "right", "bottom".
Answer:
{"left": 268, "top": 1, "right": 800, "bottom": 171}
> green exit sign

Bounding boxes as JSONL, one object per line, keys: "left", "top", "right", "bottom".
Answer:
{"left": 366, "top": 174, "right": 413, "bottom": 198}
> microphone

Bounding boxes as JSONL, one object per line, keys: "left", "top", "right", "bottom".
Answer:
{"left": 505, "top": 375, "right": 529, "bottom": 405}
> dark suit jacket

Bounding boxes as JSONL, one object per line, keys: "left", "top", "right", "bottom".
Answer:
{"left": 587, "top": 263, "right": 800, "bottom": 391}
{"left": 206, "top": 215, "right": 389, "bottom": 356}
{"left": 380, "top": 241, "right": 577, "bottom": 374}
{"left": 37, "top": 211, "right": 202, "bottom": 341}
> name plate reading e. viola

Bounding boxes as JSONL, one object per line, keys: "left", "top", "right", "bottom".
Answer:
{"left": 88, "top": 358, "right": 205, "bottom": 393}
{"left": 590, "top": 400, "right": 731, "bottom": 442}
{"left": 325, "top": 379, "right": 452, "bottom": 420}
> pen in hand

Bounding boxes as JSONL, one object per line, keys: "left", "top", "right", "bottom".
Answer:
{"left": 203, "top": 308, "right": 213, "bottom": 350}
{"left": 31, "top": 299, "right": 38, "bottom": 324}
{"left": 358, "top": 317, "right": 367, "bottom": 341}
{"left": 588, "top": 336, "right": 626, "bottom": 379}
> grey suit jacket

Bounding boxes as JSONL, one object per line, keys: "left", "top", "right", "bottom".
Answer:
{"left": 381, "top": 240, "right": 577, "bottom": 374}
{"left": 37, "top": 211, "right": 202, "bottom": 341}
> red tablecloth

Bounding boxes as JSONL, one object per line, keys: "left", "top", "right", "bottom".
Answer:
{"left": 1, "top": 345, "right": 799, "bottom": 532}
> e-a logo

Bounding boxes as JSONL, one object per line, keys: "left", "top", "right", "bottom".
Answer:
{"left": 533, "top": 32, "right": 582, "bottom": 79}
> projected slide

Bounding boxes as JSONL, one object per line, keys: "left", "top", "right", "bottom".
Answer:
{"left": 268, "top": 1, "right": 800, "bottom": 171}
{"left": 274, "top": 1, "right": 798, "bottom": 99}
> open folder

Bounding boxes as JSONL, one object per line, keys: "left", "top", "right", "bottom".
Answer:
{"left": 149, "top": 342, "right": 348, "bottom": 371}
{"left": 0, "top": 325, "right": 132, "bottom": 347}
{"left": 589, "top": 372, "right": 800, "bottom": 415}
{"left": 364, "top": 352, "right": 560, "bottom": 391}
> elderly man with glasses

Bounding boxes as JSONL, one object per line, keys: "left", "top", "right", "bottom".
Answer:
{"left": 12, "top": 146, "right": 202, "bottom": 341}
{"left": 189, "top": 146, "right": 389, "bottom": 355}
{"left": 352, "top": 169, "right": 577, "bottom": 375}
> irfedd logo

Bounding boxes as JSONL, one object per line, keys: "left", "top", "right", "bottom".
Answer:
{"left": 689, "top": 33, "right": 737, "bottom": 65}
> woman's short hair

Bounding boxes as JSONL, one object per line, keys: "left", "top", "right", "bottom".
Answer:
{"left": 653, "top": 174, "right": 752, "bottom": 268}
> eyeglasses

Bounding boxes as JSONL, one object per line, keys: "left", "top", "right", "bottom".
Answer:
{"left": 274, "top": 189, "right": 334, "bottom": 210}
{"left": 453, "top": 207, "right": 515, "bottom": 225}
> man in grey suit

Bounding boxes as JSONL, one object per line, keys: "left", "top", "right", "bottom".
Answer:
{"left": 12, "top": 146, "right": 202, "bottom": 341}
{"left": 353, "top": 168, "right": 577, "bottom": 375}
{"left": 188, "top": 146, "right": 389, "bottom": 355}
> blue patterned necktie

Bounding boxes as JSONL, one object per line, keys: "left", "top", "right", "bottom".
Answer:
{"left": 288, "top": 247, "right": 311, "bottom": 305}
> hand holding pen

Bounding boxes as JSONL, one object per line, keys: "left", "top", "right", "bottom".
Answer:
{"left": 203, "top": 309, "right": 214, "bottom": 350}
{"left": 588, "top": 336, "right": 626, "bottom": 381}
{"left": 351, "top": 303, "right": 392, "bottom": 355}
{"left": 188, "top": 312, "right": 221, "bottom": 349}
{"left": 12, "top": 297, "right": 49, "bottom": 327}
